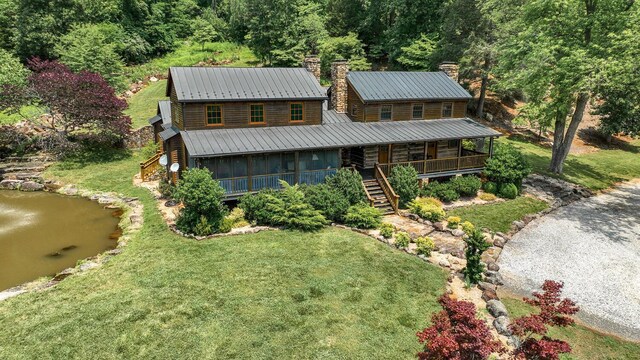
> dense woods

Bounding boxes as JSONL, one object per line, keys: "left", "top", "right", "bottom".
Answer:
{"left": 0, "top": 0, "right": 638, "bottom": 172}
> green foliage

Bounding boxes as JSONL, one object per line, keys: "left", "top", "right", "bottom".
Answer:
{"left": 463, "top": 230, "right": 491, "bottom": 285}
{"left": 478, "top": 192, "right": 497, "bottom": 201}
{"left": 265, "top": 181, "right": 328, "bottom": 231}
{"left": 174, "top": 168, "right": 227, "bottom": 234}
{"left": 319, "top": 33, "right": 370, "bottom": 77}
{"left": 483, "top": 143, "right": 531, "bottom": 187}
{"left": 415, "top": 236, "right": 435, "bottom": 255}
{"left": 0, "top": 49, "right": 29, "bottom": 86}
{"left": 193, "top": 215, "right": 213, "bottom": 236}
{"left": 379, "top": 222, "right": 395, "bottom": 239}
{"left": 226, "top": 207, "right": 249, "bottom": 228}
{"left": 302, "top": 183, "right": 350, "bottom": 222}
{"left": 239, "top": 188, "right": 280, "bottom": 225}
{"left": 408, "top": 197, "right": 446, "bottom": 222}
{"left": 447, "top": 216, "right": 461, "bottom": 229}
{"left": 140, "top": 141, "right": 161, "bottom": 159}
{"left": 325, "top": 168, "right": 367, "bottom": 206}
{"left": 498, "top": 183, "right": 518, "bottom": 199}
{"left": 461, "top": 221, "right": 475, "bottom": 236}
{"left": 421, "top": 181, "right": 460, "bottom": 203}
{"left": 343, "top": 203, "right": 382, "bottom": 229}
{"left": 218, "top": 217, "right": 234, "bottom": 233}
{"left": 389, "top": 165, "right": 419, "bottom": 208}
{"left": 157, "top": 168, "right": 175, "bottom": 199}
{"left": 397, "top": 34, "right": 437, "bottom": 70}
{"left": 448, "top": 196, "right": 548, "bottom": 233}
{"left": 483, "top": 181, "right": 498, "bottom": 194}
{"left": 450, "top": 176, "right": 482, "bottom": 197}
{"left": 394, "top": 231, "right": 410, "bottom": 249}
{"left": 191, "top": 16, "right": 219, "bottom": 50}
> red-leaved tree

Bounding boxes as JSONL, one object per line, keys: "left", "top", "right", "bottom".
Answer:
{"left": 510, "top": 280, "right": 579, "bottom": 360}
{"left": 416, "top": 295, "right": 504, "bottom": 360}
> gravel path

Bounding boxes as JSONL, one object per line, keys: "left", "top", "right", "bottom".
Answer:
{"left": 499, "top": 181, "right": 640, "bottom": 341}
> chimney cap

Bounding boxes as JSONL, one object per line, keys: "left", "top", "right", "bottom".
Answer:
{"left": 332, "top": 59, "right": 348, "bottom": 64}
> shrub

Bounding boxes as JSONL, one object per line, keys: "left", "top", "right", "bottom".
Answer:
{"left": 408, "top": 197, "right": 446, "bottom": 222}
{"left": 193, "top": 215, "right": 213, "bottom": 236}
{"left": 483, "top": 181, "right": 498, "bottom": 194}
{"left": 394, "top": 231, "right": 410, "bottom": 248}
{"left": 343, "top": 203, "right": 382, "bottom": 229}
{"left": 463, "top": 230, "right": 491, "bottom": 285}
{"left": 498, "top": 183, "right": 518, "bottom": 199}
{"left": 266, "top": 181, "right": 328, "bottom": 231}
{"left": 461, "top": 221, "right": 475, "bottom": 236}
{"left": 415, "top": 236, "right": 435, "bottom": 255}
{"left": 325, "top": 168, "right": 366, "bottom": 205}
{"left": 157, "top": 171, "right": 174, "bottom": 199}
{"left": 218, "top": 217, "right": 234, "bottom": 233}
{"left": 421, "top": 181, "right": 460, "bottom": 203}
{"left": 239, "top": 188, "right": 279, "bottom": 225}
{"left": 140, "top": 140, "right": 160, "bottom": 159}
{"left": 389, "top": 165, "right": 419, "bottom": 208}
{"left": 447, "top": 216, "right": 461, "bottom": 229}
{"left": 302, "top": 183, "right": 350, "bottom": 222}
{"left": 483, "top": 143, "right": 531, "bottom": 187}
{"left": 478, "top": 192, "right": 497, "bottom": 201}
{"left": 174, "top": 168, "right": 227, "bottom": 235}
{"left": 450, "top": 175, "right": 482, "bottom": 197}
{"left": 225, "top": 207, "right": 249, "bottom": 228}
{"left": 379, "top": 222, "right": 395, "bottom": 239}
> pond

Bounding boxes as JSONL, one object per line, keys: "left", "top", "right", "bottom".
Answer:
{"left": 0, "top": 191, "right": 121, "bottom": 291}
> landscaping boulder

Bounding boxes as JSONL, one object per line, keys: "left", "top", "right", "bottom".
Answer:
{"left": 493, "top": 316, "right": 512, "bottom": 336}
{"left": 451, "top": 229, "right": 466, "bottom": 237}
{"left": 482, "top": 288, "right": 499, "bottom": 302}
{"left": 477, "top": 281, "right": 496, "bottom": 292}
{"left": 493, "top": 236, "right": 506, "bottom": 248}
{"left": 0, "top": 179, "right": 22, "bottom": 190}
{"left": 486, "top": 299, "right": 508, "bottom": 318}
{"left": 512, "top": 220, "right": 526, "bottom": 230}
{"left": 20, "top": 181, "right": 44, "bottom": 191}
{"left": 433, "top": 221, "right": 446, "bottom": 231}
{"left": 484, "top": 270, "right": 504, "bottom": 285}
{"left": 487, "top": 262, "right": 500, "bottom": 271}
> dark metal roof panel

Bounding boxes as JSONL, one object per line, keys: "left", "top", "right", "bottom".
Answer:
{"left": 169, "top": 67, "right": 328, "bottom": 102}
{"left": 159, "top": 126, "right": 180, "bottom": 141}
{"left": 323, "top": 109, "right": 353, "bottom": 124}
{"left": 182, "top": 118, "right": 500, "bottom": 157}
{"left": 148, "top": 114, "right": 162, "bottom": 125}
{"left": 347, "top": 71, "right": 472, "bottom": 102}
{"left": 158, "top": 100, "right": 172, "bottom": 125}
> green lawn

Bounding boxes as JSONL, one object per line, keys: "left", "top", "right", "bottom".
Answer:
{"left": 125, "top": 80, "right": 168, "bottom": 128}
{"left": 500, "top": 136, "right": 640, "bottom": 191}
{"left": 502, "top": 297, "right": 640, "bottom": 360}
{"left": 0, "top": 149, "right": 447, "bottom": 359}
{"left": 447, "top": 196, "right": 549, "bottom": 233}
{"left": 0, "top": 106, "right": 44, "bottom": 126}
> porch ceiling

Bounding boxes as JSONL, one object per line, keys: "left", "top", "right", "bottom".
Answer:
{"left": 181, "top": 117, "right": 501, "bottom": 157}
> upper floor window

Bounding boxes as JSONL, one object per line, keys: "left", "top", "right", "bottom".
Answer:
{"left": 380, "top": 104, "right": 393, "bottom": 121}
{"left": 250, "top": 104, "right": 265, "bottom": 123}
{"left": 442, "top": 102, "right": 453, "bottom": 118}
{"left": 290, "top": 103, "right": 304, "bottom": 122}
{"left": 412, "top": 104, "right": 424, "bottom": 119}
{"left": 351, "top": 104, "right": 359, "bottom": 116}
{"left": 206, "top": 104, "right": 223, "bottom": 126}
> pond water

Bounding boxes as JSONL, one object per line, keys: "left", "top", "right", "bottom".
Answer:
{"left": 0, "top": 191, "right": 121, "bottom": 291}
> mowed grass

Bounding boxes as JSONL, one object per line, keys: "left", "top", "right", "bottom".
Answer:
{"left": 125, "top": 80, "right": 168, "bottom": 128}
{"left": 502, "top": 297, "right": 640, "bottom": 360}
{"left": 447, "top": 196, "right": 549, "bottom": 233}
{"left": 500, "top": 136, "right": 640, "bottom": 191}
{"left": 0, "top": 150, "right": 448, "bottom": 359}
{"left": 0, "top": 106, "right": 44, "bottom": 125}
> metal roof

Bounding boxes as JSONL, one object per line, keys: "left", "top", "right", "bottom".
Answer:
{"left": 168, "top": 67, "right": 328, "bottom": 102}
{"left": 347, "top": 71, "right": 472, "bottom": 102}
{"left": 148, "top": 114, "right": 162, "bottom": 125}
{"left": 182, "top": 117, "right": 500, "bottom": 157}
{"left": 158, "top": 100, "right": 172, "bottom": 124}
{"left": 159, "top": 126, "right": 180, "bottom": 141}
{"left": 323, "top": 109, "right": 352, "bottom": 124}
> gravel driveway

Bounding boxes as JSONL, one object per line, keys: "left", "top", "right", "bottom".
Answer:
{"left": 498, "top": 181, "right": 640, "bottom": 341}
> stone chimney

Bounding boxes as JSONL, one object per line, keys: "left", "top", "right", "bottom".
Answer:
{"left": 438, "top": 62, "right": 459, "bottom": 82}
{"left": 330, "top": 60, "right": 348, "bottom": 113}
{"left": 302, "top": 55, "right": 321, "bottom": 81}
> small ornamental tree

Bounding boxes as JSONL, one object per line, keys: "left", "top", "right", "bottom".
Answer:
{"left": 463, "top": 229, "right": 491, "bottom": 285}
{"left": 325, "top": 168, "right": 367, "bottom": 206}
{"left": 416, "top": 295, "right": 504, "bottom": 360}
{"left": 510, "top": 280, "right": 579, "bottom": 360}
{"left": 483, "top": 143, "right": 531, "bottom": 188}
{"left": 389, "top": 165, "right": 420, "bottom": 208}
{"left": 174, "top": 168, "right": 228, "bottom": 235}
{"left": 266, "top": 181, "right": 327, "bottom": 231}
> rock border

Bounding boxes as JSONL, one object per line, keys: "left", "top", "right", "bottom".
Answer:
{"left": 0, "top": 184, "right": 144, "bottom": 302}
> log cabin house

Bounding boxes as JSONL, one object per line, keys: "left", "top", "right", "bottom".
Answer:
{"left": 147, "top": 58, "right": 500, "bottom": 214}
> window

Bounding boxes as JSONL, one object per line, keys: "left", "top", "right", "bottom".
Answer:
{"left": 250, "top": 104, "right": 265, "bottom": 123}
{"left": 206, "top": 104, "right": 222, "bottom": 125}
{"left": 448, "top": 139, "right": 459, "bottom": 148}
{"left": 290, "top": 103, "right": 304, "bottom": 122}
{"left": 442, "top": 102, "right": 453, "bottom": 118}
{"left": 380, "top": 104, "right": 393, "bottom": 121}
{"left": 351, "top": 104, "right": 359, "bottom": 116}
{"left": 412, "top": 104, "right": 424, "bottom": 119}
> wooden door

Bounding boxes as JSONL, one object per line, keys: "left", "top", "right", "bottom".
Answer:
{"left": 426, "top": 142, "right": 437, "bottom": 159}
{"left": 378, "top": 145, "right": 389, "bottom": 164}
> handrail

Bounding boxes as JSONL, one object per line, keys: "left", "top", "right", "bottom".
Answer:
{"left": 378, "top": 153, "right": 489, "bottom": 176}
{"left": 362, "top": 181, "right": 375, "bottom": 207}
{"left": 374, "top": 163, "right": 399, "bottom": 214}
{"left": 140, "top": 150, "right": 163, "bottom": 182}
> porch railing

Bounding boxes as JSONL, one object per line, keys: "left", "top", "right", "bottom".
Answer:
{"left": 374, "top": 164, "right": 399, "bottom": 214}
{"left": 140, "top": 150, "right": 163, "bottom": 182}
{"left": 378, "top": 153, "right": 489, "bottom": 177}
{"left": 217, "top": 169, "right": 338, "bottom": 195}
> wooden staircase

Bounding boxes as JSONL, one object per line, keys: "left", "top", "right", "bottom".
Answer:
{"left": 363, "top": 179, "right": 395, "bottom": 215}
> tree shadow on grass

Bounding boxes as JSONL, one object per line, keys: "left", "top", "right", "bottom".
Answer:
{"left": 57, "top": 146, "right": 132, "bottom": 171}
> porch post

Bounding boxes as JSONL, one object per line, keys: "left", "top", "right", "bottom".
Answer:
{"left": 457, "top": 139, "right": 463, "bottom": 170}
{"left": 489, "top": 137, "right": 495, "bottom": 157}
{"left": 247, "top": 155, "right": 253, "bottom": 192}
{"left": 294, "top": 151, "right": 300, "bottom": 184}
{"left": 423, "top": 141, "right": 428, "bottom": 174}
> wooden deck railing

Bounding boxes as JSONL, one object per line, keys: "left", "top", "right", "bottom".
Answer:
{"left": 140, "top": 150, "right": 163, "bottom": 182}
{"left": 378, "top": 153, "right": 489, "bottom": 177}
{"left": 374, "top": 164, "right": 399, "bottom": 214}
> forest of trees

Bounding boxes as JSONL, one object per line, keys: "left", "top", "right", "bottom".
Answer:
{"left": 0, "top": 0, "right": 639, "bottom": 173}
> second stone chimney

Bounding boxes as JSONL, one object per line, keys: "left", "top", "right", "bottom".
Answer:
{"left": 438, "top": 62, "right": 459, "bottom": 82}
{"left": 330, "top": 60, "right": 348, "bottom": 113}
{"left": 302, "top": 55, "right": 321, "bottom": 81}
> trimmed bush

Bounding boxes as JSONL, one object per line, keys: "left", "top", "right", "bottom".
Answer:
{"left": 447, "top": 216, "right": 461, "bottom": 229}
{"left": 408, "top": 197, "right": 446, "bottom": 222}
{"left": 394, "top": 231, "right": 410, "bottom": 248}
{"left": 239, "top": 188, "right": 280, "bottom": 225}
{"left": 379, "top": 222, "right": 395, "bottom": 239}
{"left": 389, "top": 165, "right": 419, "bottom": 208}
{"left": 325, "top": 168, "right": 367, "bottom": 205}
{"left": 498, "top": 183, "right": 518, "bottom": 199}
{"left": 421, "top": 181, "right": 460, "bottom": 203}
{"left": 483, "top": 143, "right": 531, "bottom": 187}
{"left": 343, "top": 203, "right": 382, "bottom": 229}
{"left": 302, "top": 183, "right": 350, "bottom": 222}
{"left": 193, "top": 215, "right": 213, "bottom": 236}
{"left": 218, "top": 217, "right": 234, "bottom": 233}
{"left": 266, "top": 181, "right": 328, "bottom": 231}
{"left": 483, "top": 181, "right": 498, "bottom": 194}
{"left": 415, "top": 236, "right": 435, "bottom": 255}
{"left": 450, "top": 175, "right": 482, "bottom": 197}
{"left": 174, "top": 168, "right": 227, "bottom": 235}
{"left": 461, "top": 221, "right": 475, "bottom": 236}
{"left": 478, "top": 192, "right": 497, "bottom": 201}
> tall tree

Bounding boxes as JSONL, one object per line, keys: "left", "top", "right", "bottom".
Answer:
{"left": 492, "top": 0, "right": 637, "bottom": 173}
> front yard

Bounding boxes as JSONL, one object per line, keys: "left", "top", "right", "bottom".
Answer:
{"left": 447, "top": 196, "right": 549, "bottom": 233}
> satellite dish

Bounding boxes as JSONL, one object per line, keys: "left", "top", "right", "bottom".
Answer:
{"left": 169, "top": 163, "right": 180, "bottom": 172}
{"left": 159, "top": 154, "right": 168, "bottom": 166}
